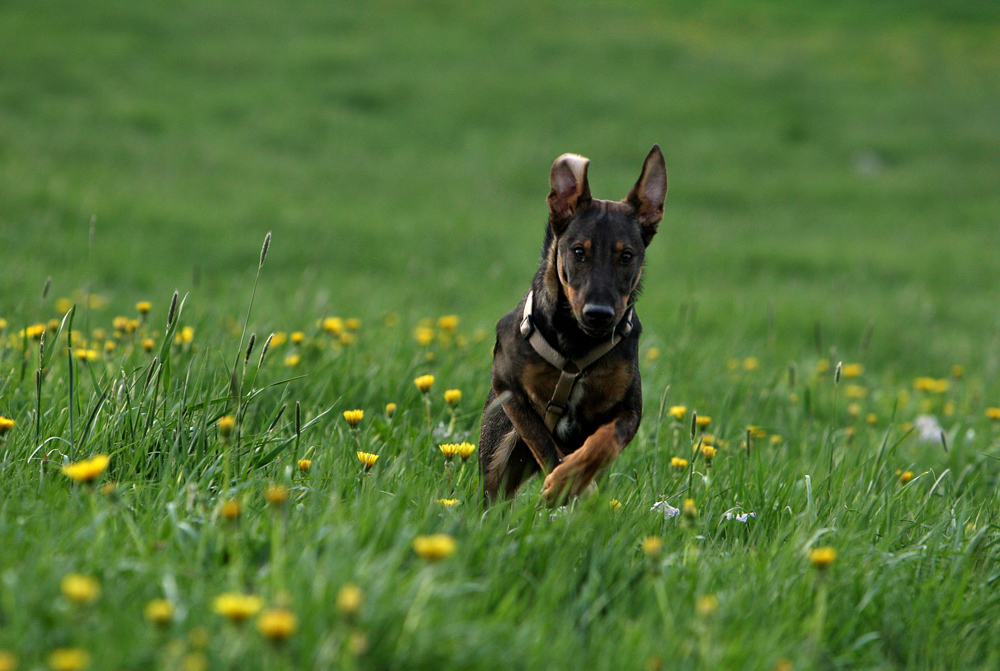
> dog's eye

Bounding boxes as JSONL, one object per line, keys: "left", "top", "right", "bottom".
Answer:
{"left": 573, "top": 247, "right": 586, "bottom": 261}
{"left": 620, "top": 252, "right": 633, "bottom": 264}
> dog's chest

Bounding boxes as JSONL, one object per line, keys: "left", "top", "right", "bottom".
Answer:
{"left": 523, "top": 359, "right": 632, "bottom": 444}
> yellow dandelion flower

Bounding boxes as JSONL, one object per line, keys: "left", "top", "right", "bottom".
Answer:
{"left": 747, "top": 425, "right": 768, "bottom": 439}
{"left": 695, "top": 594, "right": 720, "bottom": 617}
{"left": 269, "top": 331, "right": 288, "bottom": 347}
{"left": 297, "top": 459, "right": 312, "bottom": 472}
{"left": 357, "top": 451, "right": 379, "bottom": 470}
{"left": 700, "top": 444, "right": 716, "bottom": 464}
{"left": 144, "top": 598, "right": 175, "bottom": 626}
{"left": 136, "top": 301, "right": 152, "bottom": 315}
{"left": 220, "top": 500, "right": 242, "bottom": 520}
{"left": 217, "top": 415, "right": 236, "bottom": 437}
{"left": 99, "top": 482, "right": 116, "bottom": 497}
{"left": 284, "top": 353, "right": 300, "bottom": 367}
{"left": 92, "top": 328, "right": 107, "bottom": 341}
{"left": 212, "top": 593, "right": 263, "bottom": 622}
{"left": 174, "top": 326, "right": 194, "bottom": 345}
{"left": 141, "top": 337, "right": 155, "bottom": 352}
{"left": 444, "top": 389, "right": 462, "bottom": 405}
{"left": 322, "top": 317, "right": 344, "bottom": 335}
{"left": 609, "top": 498, "right": 623, "bottom": 510}
{"left": 668, "top": 405, "right": 686, "bottom": 421}
{"left": 75, "top": 349, "right": 99, "bottom": 362}
{"left": 112, "top": 316, "right": 129, "bottom": 332}
{"left": 808, "top": 546, "right": 837, "bottom": 570}
{"left": 841, "top": 363, "right": 864, "bottom": 378}
{"left": 726, "top": 358, "right": 740, "bottom": 371}
{"left": 670, "top": 456, "right": 688, "bottom": 470}
{"left": 695, "top": 415, "right": 712, "bottom": 429}
{"left": 866, "top": 413, "right": 878, "bottom": 426}
{"left": 847, "top": 402, "right": 861, "bottom": 417}
{"left": 0, "top": 650, "right": 16, "bottom": 671}
{"left": 290, "top": 331, "right": 305, "bottom": 345}
{"left": 412, "top": 533, "right": 457, "bottom": 561}
{"left": 0, "top": 318, "right": 6, "bottom": 331}
{"left": 0, "top": 417, "right": 15, "bottom": 436}
{"left": 61, "top": 573, "right": 100, "bottom": 605}
{"left": 414, "top": 374, "right": 435, "bottom": 393}
{"left": 61, "top": 454, "right": 110, "bottom": 484}
{"left": 742, "top": 356, "right": 759, "bottom": 371}
{"left": 26, "top": 323, "right": 46, "bottom": 340}
{"left": 264, "top": 484, "right": 289, "bottom": 506}
{"left": 682, "top": 498, "right": 698, "bottom": 520}
{"left": 385, "top": 402, "right": 397, "bottom": 418}
{"left": 951, "top": 364, "right": 965, "bottom": 378}
{"left": 47, "top": 648, "right": 89, "bottom": 671}
{"left": 769, "top": 434, "right": 783, "bottom": 444}
{"left": 345, "top": 318, "right": 361, "bottom": 331}
{"left": 414, "top": 326, "right": 435, "bottom": 346}
{"left": 181, "top": 652, "right": 207, "bottom": 671}
{"left": 845, "top": 384, "right": 868, "bottom": 399}
{"left": 645, "top": 347, "right": 661, "bottom": 361}
{"left": 54, "top": 297, "right": 74, "bottom": 313}
{"left": 439, "top": 443, "right": 460, "bottom": 460}
{"left": 257, "top": 608, "right": 298, "bottom": 642}
{"left": 336, "top": 583, "right": 363, "bottom": 616}
{"left": 437, "top": 315, "right": 459, "bottom": 332}
{"left": 641, "top": 535, "right": 663, "bottom": 557}
{"left": 339, "top": 331, "right": 356, "bottom": 346}
{"left": 986, "top": 407, "right": 1000, "bottom": 421}
{"left": 103, "top": 340, "right": 115, "bottom": 353}
{"left": 343, "top": 409, "right": 364, "bottom": 427}
{"left": 436, "top": 498, "right": 460, "bottom": 508}
{"left": 898, "top": 470, "right": 914, "bottom": 484}
{"left": 456, "top": 442, "right": 476, "bottom": 460}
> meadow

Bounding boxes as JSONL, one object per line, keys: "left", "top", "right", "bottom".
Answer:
{"left": 1, "top": 1, "right": 1000, "bottom": 669}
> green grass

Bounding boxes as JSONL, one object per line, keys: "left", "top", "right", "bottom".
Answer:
{"left": 2, "top": 0, "right": 1000, "bottom": 669}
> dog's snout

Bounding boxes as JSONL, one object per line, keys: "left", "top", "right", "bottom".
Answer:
{"left": 582, "top": 303, "right": 616, "bottom": 328}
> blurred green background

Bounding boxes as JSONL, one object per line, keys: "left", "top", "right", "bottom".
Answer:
{"left": 2, "top": 0, "right": 999, "bottom": 374}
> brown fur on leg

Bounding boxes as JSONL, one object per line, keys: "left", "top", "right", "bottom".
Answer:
{"left": 541, "top": 421, "right": 623, "bottom": 502}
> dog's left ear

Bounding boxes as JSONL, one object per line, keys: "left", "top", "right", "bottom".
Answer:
{"left": 625, "top": 145, "right": 667, "bottom": 246}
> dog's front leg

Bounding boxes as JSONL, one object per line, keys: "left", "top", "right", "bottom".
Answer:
{"left": 499, "top": 392, "right": 565, "bottom": 474}
{"left": 541, "top": 410, "right": 640, "bottom": 502}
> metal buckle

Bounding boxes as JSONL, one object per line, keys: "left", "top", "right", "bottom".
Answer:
{"left": 546, "top": 400, "right": 568, "bottom": 416}
{"left": 520, "top": 314, "right": 535, "bottom": 340}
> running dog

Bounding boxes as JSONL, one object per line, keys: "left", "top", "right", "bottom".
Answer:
{"left": 479, "top": 146, "right": 667, "bottom": 503}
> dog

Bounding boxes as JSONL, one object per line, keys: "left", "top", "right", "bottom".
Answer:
{"left": 479, "top": 146, "right": 667, "bottom": 504}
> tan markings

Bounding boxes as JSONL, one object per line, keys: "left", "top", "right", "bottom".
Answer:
{"left": 541, "top": 244, "right": 560, "bottom": 308}
{"left": 541, "top": 420, "right": 622, "bottom": 500}
{"left": 556, "top": 252, "right": 585, "bottom": 320}
{"left": 583, "top": 239, "right": 591, "bottom": 253}
{"left": 616, "top": 242, "right": 625, "bottom": 252}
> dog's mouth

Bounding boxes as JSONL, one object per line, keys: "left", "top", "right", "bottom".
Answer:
{"left": 577, "top": 320, "right": 617, "bottom": 339}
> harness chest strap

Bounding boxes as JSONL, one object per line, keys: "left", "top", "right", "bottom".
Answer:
{"left": 519, "top": 290, "right": 633, "bottom": 433}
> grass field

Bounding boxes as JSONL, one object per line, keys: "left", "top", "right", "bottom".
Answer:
{"left": 2, "top": 1, "right": 1000, "bottom": 669}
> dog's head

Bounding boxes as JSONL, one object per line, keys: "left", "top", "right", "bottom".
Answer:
{"left": 543, "top": 145, "right": 667, "bottom": 338}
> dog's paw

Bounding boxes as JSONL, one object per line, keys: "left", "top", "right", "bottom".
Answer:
{"left": 540, "top": 454, "right": 597, "bottom": 504}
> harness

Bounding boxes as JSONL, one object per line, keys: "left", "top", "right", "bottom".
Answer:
{"left": 519, "top": 290, "right": 633, "bottom": 433}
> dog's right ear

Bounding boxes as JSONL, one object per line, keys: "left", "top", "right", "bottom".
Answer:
{"left": 547, "top": 153, "right": 591, "bottom": 235}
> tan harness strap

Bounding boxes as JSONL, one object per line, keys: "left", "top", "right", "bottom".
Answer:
{"left": 519, "top": 290, "right": 633, "bottom": 433}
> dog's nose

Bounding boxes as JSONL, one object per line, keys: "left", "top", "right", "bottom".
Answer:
{"left": 582, "top": 303, "right": 616, "bottom": 328}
